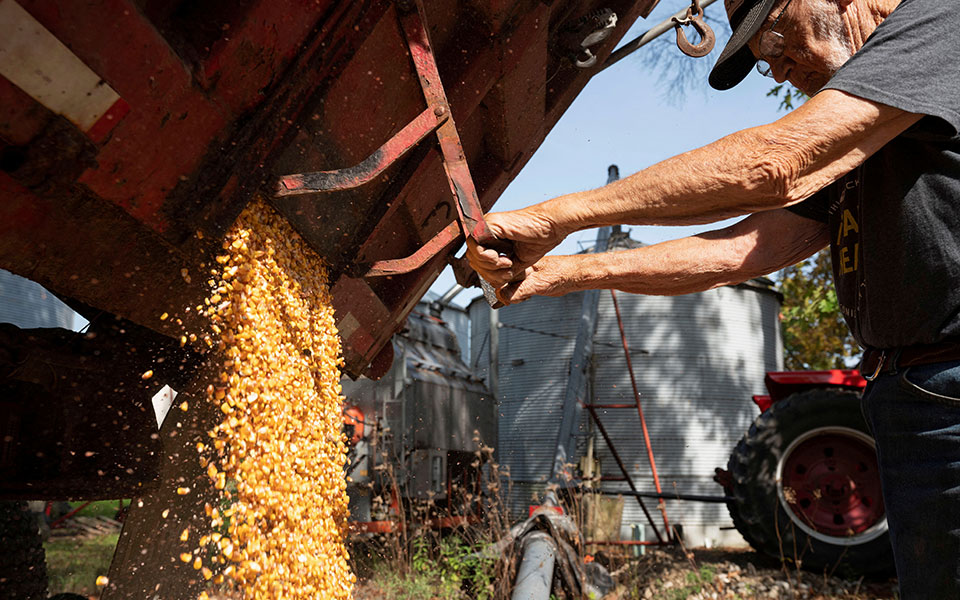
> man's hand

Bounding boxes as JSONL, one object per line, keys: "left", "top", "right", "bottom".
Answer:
{"left": 466, "top": 206, "right": 571, "bottom": 287}
{"left": 495, "top": 256, "right": 578, "bottom": 305}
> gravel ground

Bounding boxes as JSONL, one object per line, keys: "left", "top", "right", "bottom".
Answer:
{"left": 606, "top": 546, "right": 899, "bottom": 600}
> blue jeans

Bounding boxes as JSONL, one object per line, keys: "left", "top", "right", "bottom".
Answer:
{"left": 861, "top": 359, "right": 960, "bottom": 599}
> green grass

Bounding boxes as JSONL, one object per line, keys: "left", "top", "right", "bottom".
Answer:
{"left": 44, "top": 533, "right": 119, "bottom": 596}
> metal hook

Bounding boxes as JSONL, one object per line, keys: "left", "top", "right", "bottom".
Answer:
{"left": 671, "top": 7, "right": 715, "bottom": 58}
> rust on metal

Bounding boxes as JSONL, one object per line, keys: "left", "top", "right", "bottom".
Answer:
{"left": 363, "top": 220, "right": 461, "bottom": 276}
{"left": 398, "top": 0, "right": 507, "bottom": 252}
{"left": 275, "top": 106, "right": 447, "bottom": 195}
{"left": 672, "top": 0, "right": 716, "bottom": 58}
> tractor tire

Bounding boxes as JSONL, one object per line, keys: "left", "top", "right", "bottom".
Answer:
{"left": 0, "top": 501, "right": 48, "bottom": 600}
{"left": 726, "top": 388, "right": 895, "bottom": 577}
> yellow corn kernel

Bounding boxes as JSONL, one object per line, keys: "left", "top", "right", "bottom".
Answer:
{"left": 189, "top": 200, "right": 352, "bottom": 598}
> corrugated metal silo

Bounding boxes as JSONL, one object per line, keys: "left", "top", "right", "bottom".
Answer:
{"left": 0, "top": 269, "right": 76, "bottom": 329}
{"left": 469, "top": 232, "right": 783, "bottom": 547}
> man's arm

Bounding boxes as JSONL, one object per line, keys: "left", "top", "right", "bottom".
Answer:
{"left": 470, "top": 90, "right": 919, "bottom": 284}
{"left": 496, "top": 209, "right": 828, "bottom": 304}
{"left": 544, "top": 90, "right": 920, "bottom": 227}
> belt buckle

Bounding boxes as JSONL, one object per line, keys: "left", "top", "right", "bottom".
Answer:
{"left": 862, "top": 351, "right": 886, "bottom": 382}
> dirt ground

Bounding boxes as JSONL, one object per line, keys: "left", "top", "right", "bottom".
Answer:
{"left": 603, "top": 546, "right": 899, "bottom": 600}
{"left": 351, "top": 544, "right": 899, "bottom": 599}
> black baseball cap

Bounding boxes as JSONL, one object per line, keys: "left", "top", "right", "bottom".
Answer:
{"left": 708, "top": 0, "right": 779, "bottom": 90}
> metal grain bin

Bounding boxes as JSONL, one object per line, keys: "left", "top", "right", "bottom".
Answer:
{"left": 469, "top": 232, "right": 782, "bottom": 547}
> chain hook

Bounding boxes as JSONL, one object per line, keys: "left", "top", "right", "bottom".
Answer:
{"left": 671, "top": 0, "right": 716, "bottom": 58}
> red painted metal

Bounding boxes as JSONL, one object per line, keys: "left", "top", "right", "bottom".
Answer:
{"left": 764, "top": 369, "right": 866, "bottom": 404}
{"left": 609, "top": 290, "right": 671, "bottom": 536}
{"left": 275, "top": 107, "right": 447, "bottom": 195}
{"left": 364, "top": 221, "right": 461, "bottom": 277}
{"left": 49, "top": 501, "right": 93, "bottom": 529}
{"left": 349, "top": 520, "right": 399, "bottom": 534}
{"left": 278, "top": 1, "right": 508, "bottom": 282}
{"left": 0, "top": 0, "right": 660, "bottom": 381}
{"left": 781, "top": 431, "right": 885, "bottom": 537}
{"left": 86, "top": 98, "right": 130, "bottom": 144}
{"left": 528, "top": 504, "right": 564, "bottom": 517}
{"left": 398, "top": 1, "right": 504, "bottom": 252}
{"left": 751, "top": 394, "right": 774, "bottom": 413}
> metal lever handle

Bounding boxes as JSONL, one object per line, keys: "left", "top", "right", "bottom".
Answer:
{"left": 472, "top": 233, "right": 514, "bottom": 309}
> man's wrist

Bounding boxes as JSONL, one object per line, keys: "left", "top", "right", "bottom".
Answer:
{"left": 539, "top": 193, "right": 591, "bottom": 238}
{"left": 552, "top": 253, "right": 610, "bottom": 294}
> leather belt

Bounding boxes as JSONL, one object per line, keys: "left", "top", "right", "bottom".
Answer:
{"left": 860, "top": 339, "right": 960, "bottom": 381}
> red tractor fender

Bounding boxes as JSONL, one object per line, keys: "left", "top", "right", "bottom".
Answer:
{"left": 753, "top": 369, "right": 867, "bottom": 413}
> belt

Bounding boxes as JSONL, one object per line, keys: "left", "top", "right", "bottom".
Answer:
{"left": 860, "top": 339, "right": 960, "bottom": 381}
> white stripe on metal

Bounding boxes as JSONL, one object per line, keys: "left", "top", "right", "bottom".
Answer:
{"left": 0, "top": 0, "right": 121, "bottom": 130}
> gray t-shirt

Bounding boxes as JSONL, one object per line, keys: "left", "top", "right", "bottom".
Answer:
{"left": 786, "top": 0, "right": 960, "bottom": 349}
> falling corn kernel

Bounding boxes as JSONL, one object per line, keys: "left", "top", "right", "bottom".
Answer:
{"left": 180, "top": 552, "right": 193, "bottom": 563}
{"left": 161, "top": 509, "right": 170, "bottom": 519}
{"left": 192, "top": 200, "right": 353, "bottom": 598}
{"left": 176, "top": 487, "right": 190, "bottom": 495}
{"left": 192, "top": 556, "right": 202, "bottom": 570}
{"left": 141, "top": 370, "right": 153, "bottom": 380}
{"left": 180, "top": 528, "right": 190, "bottom": 542}
{"left": 180, "top": 401, "right": 189, "bottom": 411}
{"left": 160, "top": 312, "right": 169, "bottom": 320}
{"left": 96, "top": 575, "right": 109, "bottom": 587}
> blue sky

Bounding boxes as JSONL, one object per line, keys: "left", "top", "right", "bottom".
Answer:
{"left": 430, "top": 0, "right": 790, "bottom": 307}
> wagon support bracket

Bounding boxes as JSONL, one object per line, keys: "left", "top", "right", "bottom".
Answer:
{"left": 274, "top": 0, "right": 500, "bottom": 283}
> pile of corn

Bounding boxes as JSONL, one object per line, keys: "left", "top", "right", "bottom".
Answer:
{"left": 192, "top": 199, "right": 354, "bottom": 598}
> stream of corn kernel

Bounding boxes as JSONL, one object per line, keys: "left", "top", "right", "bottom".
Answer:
{"left": 189, "top": 199, "right": 354, "bottom": 599}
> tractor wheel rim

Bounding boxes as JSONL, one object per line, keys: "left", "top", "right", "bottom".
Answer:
{"left": 775, "top": 426, "right": 887, "bottom": 546}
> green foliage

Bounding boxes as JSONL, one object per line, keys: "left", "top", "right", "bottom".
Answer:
{"left": 374, "top": 535, "right": 498, "bottom": 600}
{"left": 767, "top": 83, "right": 808, "bottom": 111}
{"left": 656, "top": 565, "right": 717, "bottom": 600}
{"left": 779, "top": 250, "right": 859, "bottom": 370}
